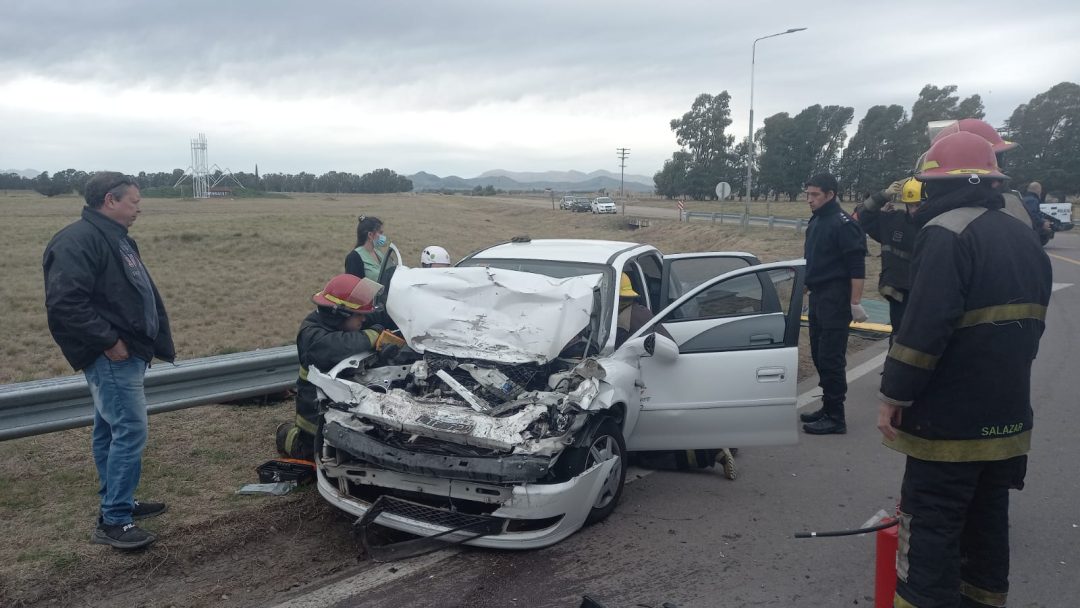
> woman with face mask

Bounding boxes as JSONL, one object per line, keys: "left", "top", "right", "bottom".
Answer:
{"left": 344, "top": 216, "right": 389, "bottom": 280}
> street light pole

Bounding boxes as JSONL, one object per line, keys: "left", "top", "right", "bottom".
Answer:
{"left": 744, "top": 27, "right": 807, "bottom": 228}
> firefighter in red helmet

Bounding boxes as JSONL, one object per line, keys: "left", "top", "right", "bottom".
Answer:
{"left": 276, "top": 274, "right": 384, "bottom": 460}
{"left": 878, "top": 131, "right": 1052, "bottom": 608}
{"left": 930, "top": 117, "right": 1049, "bottom": 237}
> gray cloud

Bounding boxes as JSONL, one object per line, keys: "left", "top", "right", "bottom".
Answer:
{"left": 2, "top": 0, "right": 1077, "bottom": 175}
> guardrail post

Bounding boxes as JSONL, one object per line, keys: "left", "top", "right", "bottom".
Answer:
{"left": 768, "top": 216, "right": 775, "bottom": 229}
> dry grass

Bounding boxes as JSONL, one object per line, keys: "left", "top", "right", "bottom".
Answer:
{"left": 0, "top": 190, "right": 882, "bottom": 603}
{"left": 0, "top": 190, "right": 874, "bottom": 383}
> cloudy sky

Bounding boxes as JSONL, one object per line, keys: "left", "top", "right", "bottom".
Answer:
{"left": 2, "top": 0, "right": 1077, "bottom": 179}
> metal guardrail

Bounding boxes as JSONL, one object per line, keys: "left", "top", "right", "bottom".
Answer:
{"left": 682, "top": 211, "right": 807, "bottom": 231}
{"left": 0, "top": 346, "right": 298, "bottom": 441}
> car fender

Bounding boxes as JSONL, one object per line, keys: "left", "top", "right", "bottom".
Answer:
{"left": 491, "top": 458, "right": 616, "bottom": 524}
{"left": 594, "top": 357, "right": 642, "bottom": 439}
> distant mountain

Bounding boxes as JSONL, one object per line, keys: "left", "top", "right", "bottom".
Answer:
{"left": 1, "top": 168, "right": 42, "bottom": 178}
{"left": 408, "top": 170, "right": 654, "bottom": 193}
{"left": 478, "top": 169, "right": 654, "bottom": 187}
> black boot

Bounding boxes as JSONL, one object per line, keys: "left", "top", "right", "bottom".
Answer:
{"left": 803, "top": 415, "right": 847, "bottom": 435}
{"left": 799, "top": 407, "right": 826, "bottom": 423}
{"left": 275, "top": 422, "right": 291, "bottom": 457}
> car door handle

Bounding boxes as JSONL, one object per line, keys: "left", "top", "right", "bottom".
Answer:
{"left": 756, "top": 367, "right": 786, "bottom": 382}
{"left": 749, "top": 333, "right": 773, "bottom": 345}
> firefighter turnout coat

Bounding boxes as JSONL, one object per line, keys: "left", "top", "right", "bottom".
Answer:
{"left": 879, "top": 186, "right": 1052, "bottom": 462}
{"left": 858, "top": 192, "right": 917, "bottom": 303}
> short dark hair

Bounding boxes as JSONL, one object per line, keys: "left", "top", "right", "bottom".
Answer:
{"left": 804, "top": 173, "right": 839, "bottom": 196}
{"left": 84, "top": 172, "right": 138, "bottom": 209}
{"left": 355, "top": 215, "right": 383, "bottom": 247}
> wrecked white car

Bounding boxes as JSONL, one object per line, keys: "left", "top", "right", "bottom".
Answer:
{"left": 307, "top": 239, "right": 806, "bottom": 549}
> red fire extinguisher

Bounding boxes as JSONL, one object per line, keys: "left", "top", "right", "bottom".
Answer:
{"left": 795, "top": 510, "right": 900, "bottom": 608}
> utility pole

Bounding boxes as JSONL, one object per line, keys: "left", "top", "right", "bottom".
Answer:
{"left": 616, "top": 147, "right": 630, "bottom": 214}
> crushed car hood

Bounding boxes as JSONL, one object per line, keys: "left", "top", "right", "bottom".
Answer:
{"left": 387, "top": 267, "right": 601, "bottom": 364}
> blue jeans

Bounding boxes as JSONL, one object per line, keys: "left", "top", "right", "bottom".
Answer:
{"left": 84, "top": 354, "right": 149, "bottom": 526}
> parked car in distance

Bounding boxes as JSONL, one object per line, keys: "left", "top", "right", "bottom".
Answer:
{"left": 559, "top": 195, "right": 576, "bottom": 210}
{"left": 307, "top": 238, "right": 806, "bottom": 550}
{"left": 570, "top": 197, "right": 592, "bottom": 212}
{"left": 591, "top": 197, "right": 617, "bottom": 214}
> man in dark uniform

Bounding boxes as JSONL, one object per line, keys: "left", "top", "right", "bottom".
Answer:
{"left": 277, "top": 274, "right": 383, "bottom": 460}
{"left": 878, "top": 132, "right": 1052, "bottom": 608}
{"left": 799, "top": 173, "right": 867, "bottom": 435}
{"left": 857, "top": 177, "right": 922, "bottom": 341}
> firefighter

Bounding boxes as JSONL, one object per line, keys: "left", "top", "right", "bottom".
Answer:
{"left": 857, "top": 177, "right": 922, "bottom": 340}
{"left": 614, "top": 273, "right": 672, "bottom": 347}
{"left": 878, "top": 131, "right": 1052, "bottom": 608}
{"left": 276, "top": 274, "right": 384, "bottom": 460}
{"left": 929, "top": 118, "right": 1039, "bottom": 232}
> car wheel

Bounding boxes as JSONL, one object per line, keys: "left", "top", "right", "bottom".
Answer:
{"left": 553, "top": 417, "right": 626, "bottom": 525}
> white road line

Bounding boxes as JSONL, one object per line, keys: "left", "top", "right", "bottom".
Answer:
{"left": 1052, "top": 282, "right": 1073, "bottom": 292}
{"left": 271, "top": 548, "right": 463, "bottom": 608}
{"left": 273, "top": 461, "right": 655, "bottom": 607}
{"left": 797, "top": 351, "right": 888, "bottom": 409}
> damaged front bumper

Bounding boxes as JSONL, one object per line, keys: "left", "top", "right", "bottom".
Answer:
{"left": 322, "top": 420, "right": 552, "bottom": 483}
{"left": 316, "top": 452, "right": 617, "bottom": 550}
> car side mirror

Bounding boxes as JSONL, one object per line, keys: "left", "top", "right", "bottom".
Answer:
{"left": 648, "top": 333, "right": 679, "bottom": 362}
{"left": 618, "top": 332, "right": 679, "bottom": 363}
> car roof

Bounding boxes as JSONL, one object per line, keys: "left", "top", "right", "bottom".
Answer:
{"left": 471, "top": 239, "right": 646, "bottom": 264}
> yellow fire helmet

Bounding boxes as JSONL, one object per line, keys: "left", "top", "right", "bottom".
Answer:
{"left": 900, "top": 178, "right": 923, "bottom": 205}
{"left": 619, "top": 273, "right": 639, "bottom": 298}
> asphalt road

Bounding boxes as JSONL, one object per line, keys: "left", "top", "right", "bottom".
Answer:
{"left": 278, "top": 231, "right": 1080, "bottom": 608}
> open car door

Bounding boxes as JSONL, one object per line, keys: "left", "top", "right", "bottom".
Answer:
{"left": 659, "top": 252, "right": 759, "bottom": 309}
{"left": 624, "top": 260, "right": 805, "bottom": 451}
{"left": 373, "top": 243, "right": 403, "bottom": 328}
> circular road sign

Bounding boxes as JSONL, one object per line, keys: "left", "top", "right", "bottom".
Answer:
{"left": 715, "top": 181, "right": 732, "bottom": 199}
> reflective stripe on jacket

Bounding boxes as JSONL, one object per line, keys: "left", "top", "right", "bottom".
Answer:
{"left": 879, "top": 189, "right": 1052, "bottom": 462}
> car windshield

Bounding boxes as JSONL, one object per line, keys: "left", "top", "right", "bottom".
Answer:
{"left": 574, "top": 197, "right": 590, "bottom": 203}
{"left": 596, "top": 198, "right": 613, "bottom": 204}
{"left": 458, "top": 258, "right": 614, "bottom": 353}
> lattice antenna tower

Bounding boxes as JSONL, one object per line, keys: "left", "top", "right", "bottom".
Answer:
{"left": 173, "top": 133, "right": 211, "bottom": 198}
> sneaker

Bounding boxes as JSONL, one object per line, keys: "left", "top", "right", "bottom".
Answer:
{"left": 91, "top": 521, "right": 156, "bottom": 550}
{"left": 799, "top": 407, "right": 826, "bottom": 423}
{"left": 132, "top": 499, "right": 167, "bottom": 520}
{"left": 803, "top": 416, "right": 847, "bottom": 435}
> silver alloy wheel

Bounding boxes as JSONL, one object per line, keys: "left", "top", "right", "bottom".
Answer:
{"left": 586, "top": 434, "right": 622, "bottom": 509}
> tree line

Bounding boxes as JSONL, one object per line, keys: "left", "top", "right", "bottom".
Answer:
{"left": 654, "top": 82, "right": 1080, "bottom": 200}
{"left": 1, "top": 168, "right": 414, "bottom": 197}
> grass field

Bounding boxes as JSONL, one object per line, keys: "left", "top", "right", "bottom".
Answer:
{"left": 0, "top": 190, "right": 882, "bottom": 605}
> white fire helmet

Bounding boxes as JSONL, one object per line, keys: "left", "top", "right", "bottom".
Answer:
{"left": 420, "top": 245, "right": 452, "bottom": 267}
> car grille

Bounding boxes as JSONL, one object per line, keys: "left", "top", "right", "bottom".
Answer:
{"left": 374, "top": 495, "right": 505, "bottom": 532}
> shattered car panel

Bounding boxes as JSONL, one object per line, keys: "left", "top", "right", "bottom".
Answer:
{"left": 386, "top": 266, "right": 602, "bottom": 364}
{"left": 307, "top": 347, "right": 616, "bottom": 457}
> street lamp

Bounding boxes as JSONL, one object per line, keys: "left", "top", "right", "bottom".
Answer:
{"left": 744, "top": 27, "right": 807, "bottom": 227}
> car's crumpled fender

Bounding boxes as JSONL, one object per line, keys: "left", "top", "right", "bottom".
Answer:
{"left": 491, "top": 457, "right": 617, "bottom": 524}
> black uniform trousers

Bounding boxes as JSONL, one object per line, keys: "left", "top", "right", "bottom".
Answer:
{"left": 895, "top": 455, "right": 1027, "bottom": 608}
{"left": 807, "top": 279, "right": 852, "bottom": 421}
{"left": 887, "top": 292, "right": 909, "bottom": 345}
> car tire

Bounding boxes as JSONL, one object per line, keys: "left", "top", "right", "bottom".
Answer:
{"left": 552, "top": 417, "right": 626, "bottom": 525}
